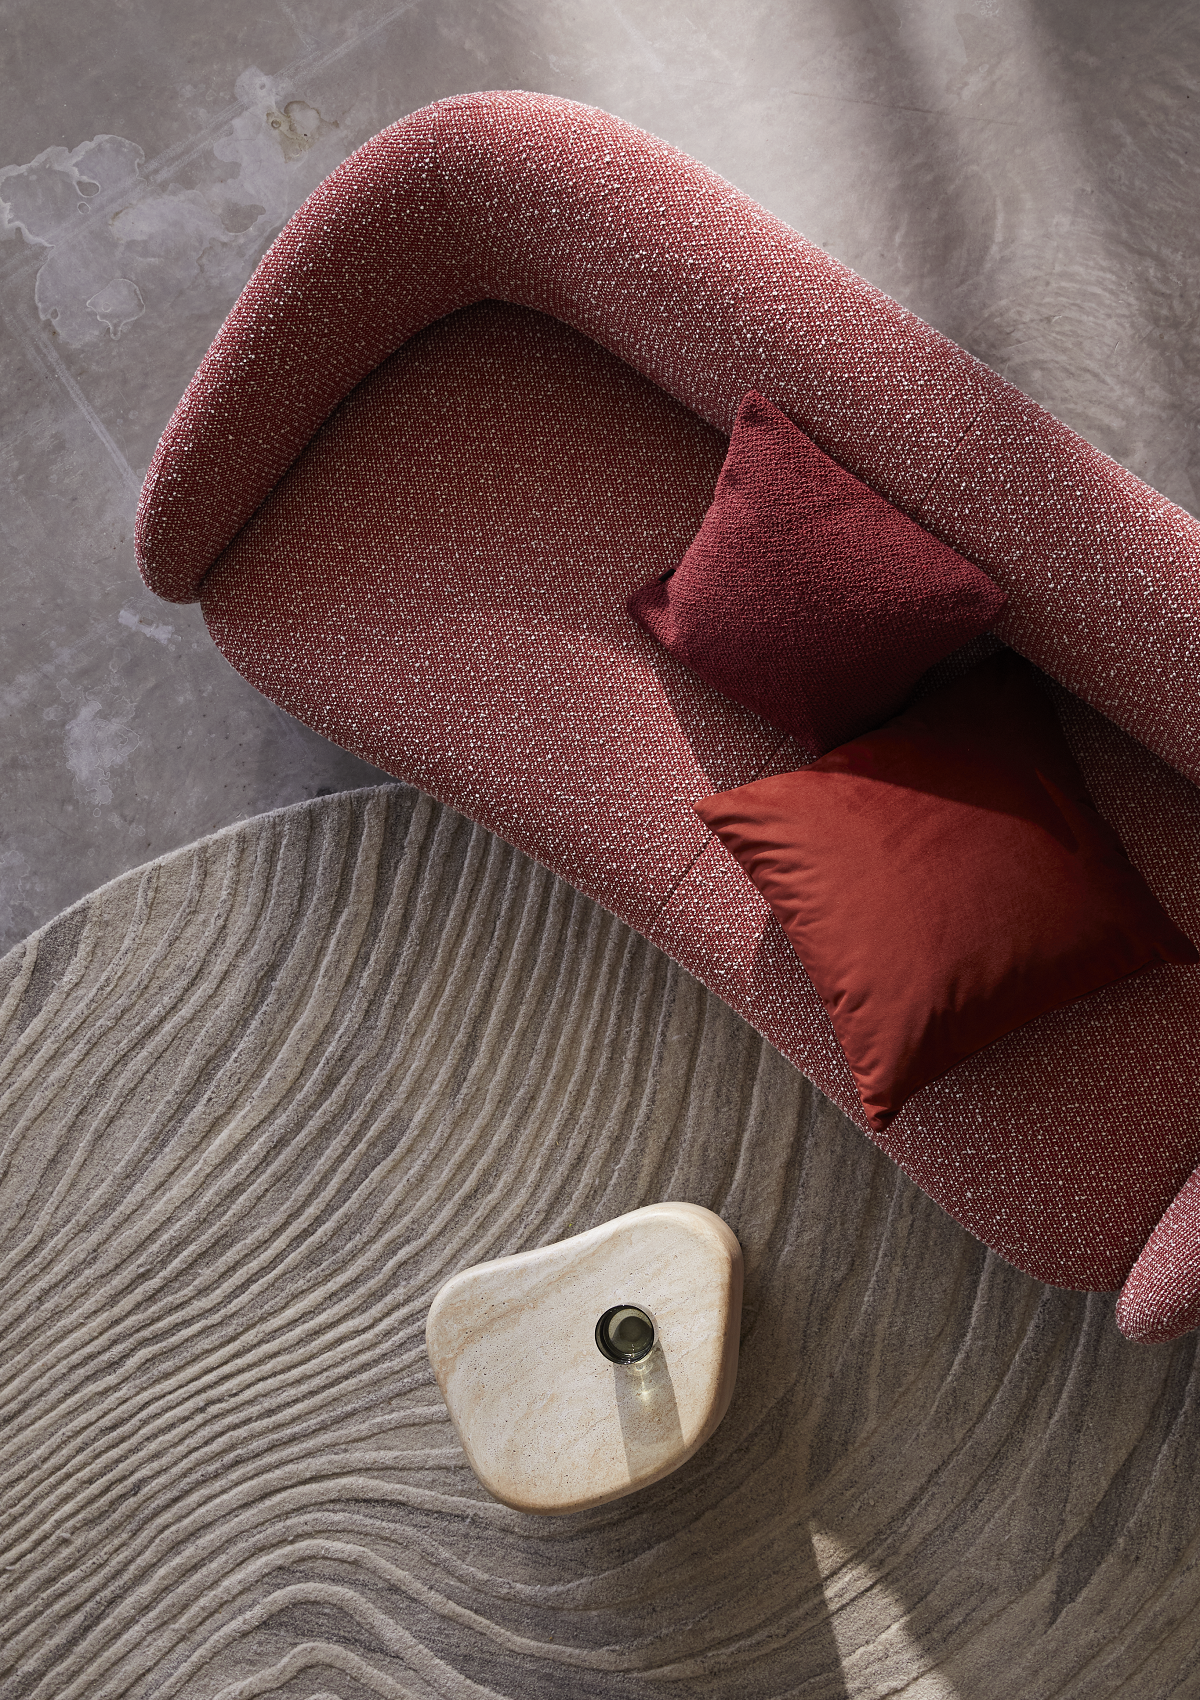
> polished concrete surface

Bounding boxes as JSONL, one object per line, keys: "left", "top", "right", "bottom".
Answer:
{"left": 2, "top": 0, "right": 1198, "bottom": 952}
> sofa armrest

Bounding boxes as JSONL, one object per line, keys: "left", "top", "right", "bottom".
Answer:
{"left": 134, "top": 104, "right": 458, "bottom": 603}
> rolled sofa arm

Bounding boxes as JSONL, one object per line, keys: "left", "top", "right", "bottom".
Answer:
{"left": 1117, "top": 1163, "right": 1200, "bottom": 1342}
{"left": 134, "top": 103, "right": 456, "bottom": 603}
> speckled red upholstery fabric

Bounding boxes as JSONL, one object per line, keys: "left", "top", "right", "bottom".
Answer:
{"left": 628, "top": 391, "right": 1007, "bottom": 753}
{"left": 1117, "top": 1164, "right": 1200, "bottom": 1341}
{"left": 202, "top": 302, "right": 782, "bottom": 937}
{"left": 136, "top": 91, "right": 1200, "bottom": 1331}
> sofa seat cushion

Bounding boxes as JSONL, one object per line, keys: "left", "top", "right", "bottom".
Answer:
{"left": 201, "top": 301, "right": 791, "bottom": 936}
{"left": 628, "top": 392, "right": 1007, "bottom": 753}
{"left": 694, "top": 651, "right": 1198, "bottom": 1132}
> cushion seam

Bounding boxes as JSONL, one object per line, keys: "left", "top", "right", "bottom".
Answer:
{"left": 647, "top": 730, "right": 792, "bottom": 937}
{"left": 912, "top": 392, "right": 1002, "bottom": 520}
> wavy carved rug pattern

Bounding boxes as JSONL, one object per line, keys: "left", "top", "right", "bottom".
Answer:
{"left": 2, "top": 785, "right": 1199, "bottom": 1699}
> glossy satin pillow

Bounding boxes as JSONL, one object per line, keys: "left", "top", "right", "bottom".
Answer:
{"left": 627, "top": 390, "right": 1008, "bottom": 753}
{"left": 694, "top": 652, "right": 1198, "bottom": 1131}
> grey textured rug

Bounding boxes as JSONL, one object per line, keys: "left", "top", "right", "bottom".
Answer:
{"left": 2, "top": 785, "right": 1198, "bottom": 1700}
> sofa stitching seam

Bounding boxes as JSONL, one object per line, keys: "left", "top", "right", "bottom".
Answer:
{"left": 646, "top": 730, "right": 791, "bottom": 939}
{"left": 647, "top": 833, "right": 716, "bottom": 941}
{"left": 912, "top": 392, "right": 1001, "bottom": 521}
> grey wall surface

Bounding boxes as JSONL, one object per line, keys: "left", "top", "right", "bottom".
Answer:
{"left": 2, "top": 0, "right": 1199, "bottom": 953}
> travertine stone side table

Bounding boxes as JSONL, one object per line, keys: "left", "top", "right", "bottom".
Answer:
{"left": 426, "top": 1203, "right": 743, "bottom": 1514}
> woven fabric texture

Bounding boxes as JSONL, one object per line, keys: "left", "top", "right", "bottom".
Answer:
{"left": 628, "top": 390, "right": 1007, "bottom": 753}
{"left": 201, "top": 302, "right": 782, "bottom": 938}
{"left": 1118, "top": 1163, "right": 1200, "bottom": 1341}
{"left": 135, "top": 91, "right": 1200, "bottom": 1320}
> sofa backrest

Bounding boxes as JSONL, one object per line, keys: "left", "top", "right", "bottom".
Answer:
{"left": 135, "top": 88, "right": 1200, "bottom": 788}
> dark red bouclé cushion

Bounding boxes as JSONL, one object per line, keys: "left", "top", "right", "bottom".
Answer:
{"left": 694, "top": 651, "right": 1199, "bottom": 1131}
{"left": 627, "top": 390, "right": 1008, "bottom": 753}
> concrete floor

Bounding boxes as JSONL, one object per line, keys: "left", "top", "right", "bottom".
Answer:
{"left": 2, "top": 0, "right": 1198, "bottom": 954}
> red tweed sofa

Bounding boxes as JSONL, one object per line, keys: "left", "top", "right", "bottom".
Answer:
{"left": 136, "top": 90, "right": 1200, "bottom": 1341}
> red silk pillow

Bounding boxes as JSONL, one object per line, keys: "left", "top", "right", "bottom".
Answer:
{"left": 627, "top": 391, "right": 1008, "bottom": 754}
{"left": 694, "top": 652, "right": 1198, "bottom": 1131}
